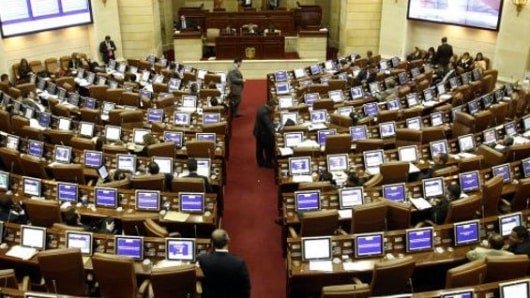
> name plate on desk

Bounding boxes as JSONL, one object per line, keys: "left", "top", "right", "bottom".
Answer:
{"left": 309, "top": 260, "right": 333, "bottom": 272}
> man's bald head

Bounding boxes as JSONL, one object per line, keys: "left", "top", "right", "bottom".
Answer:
{"left": 211, "top": 229, "right": 229, "bottom": 249}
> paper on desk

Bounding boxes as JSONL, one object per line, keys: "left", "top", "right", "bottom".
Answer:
{"left": 164, "top": 211, "right": 190, "bottom": 222}
{"left": 6, "top": 245, "right": 37, "bottom": 260}
{"left": 279, "top": 147, "right": 294, "bottom": 156}
{"left": 292, "top": 175, "right": 313, "bottom": 183}
{"left": 309, "top": 260, "right": 333, "bottom": 272}
{"left": 338, "top": 209, "right": 352, "bottom": 219}
{"left": 409, "top": 197, "right": 432, "bottom": 210}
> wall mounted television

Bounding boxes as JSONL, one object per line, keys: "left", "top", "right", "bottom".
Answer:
{"left": 0, "top": 0, "right": 93, "bottom": 38}
{"left": 407, "top": 0, "right": 503, "bottom": 31}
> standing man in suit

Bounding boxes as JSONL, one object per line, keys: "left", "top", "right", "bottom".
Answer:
{"left": 175, "top": 15, "right": 195, "bottom": 30}
{"left": 198, "top": 229, "right": 251, "bottom": 298}
{"left": 99, "top": 35, "right": 116, "bottom": 64}
{"left": 227, "top": 58, "right": 245, "bottom": 117}
{"left": 436, "top": 37, "right": 453, "bottom": 71}
{"left": 253, "top": 100, "right": 275, "bottom": 168}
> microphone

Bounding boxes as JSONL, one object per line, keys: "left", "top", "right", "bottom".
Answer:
{"left": 52, "top": 279, "right": 58, "bottom": 294}
{"left": 10, "top": 161, "right": 14, "bottom": 175}
{"left": 134, "top": 225, "right": 140, "bottom": 236}
{"left": 408, "top": 277, "right": 414, "bottom": 293}
{"left": 194, "top": 224, "right": 198, "bottom": 238}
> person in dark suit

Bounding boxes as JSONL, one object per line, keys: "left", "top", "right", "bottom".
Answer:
{"left": 0, "top": 194, "right": 28, "bottom": 224}
{"left": 227, "top": 58, "right": 245, "bottom": 117}
{"left": 175, "top": 15, "right": 196, "bottom": 30}
{"left": 253, "top": 100, "right": 275, "bottom": 168}
{"left": 354, "top": 64, "right": 377, "bottom": 86}
{"left": 99, "top": 35, "right": 117, "bottom": 64}
{"left": 507, "top": 225, "right": 530, "bottom": 258}
{"left": 198, "top": 229, "right": 251, "bottom": 298}
{"left": 184, "top": 158, "right": 213, "bottom": 192}
{"left": 436, "top": 37, "right": 453, "bottom": 71}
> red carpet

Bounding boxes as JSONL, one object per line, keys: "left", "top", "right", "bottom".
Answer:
{"left": 223, "top": 80, "right": 286, "bottom": 297}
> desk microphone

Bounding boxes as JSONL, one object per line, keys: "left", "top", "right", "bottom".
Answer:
{"left": 194, "top": 224, "right": 198, "bottom": 238}
{"left": 52, "top": 279, "right": 58, "bottom": 294}
{"left": 134, "top": 225, "right": 140, "bottom": 236}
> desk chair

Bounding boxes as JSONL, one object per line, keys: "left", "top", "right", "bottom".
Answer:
{"left": 432, "top": 165, "right": 459, "bottom": 177}
{"left": 8, "top": 86, "right": 21, "bottom": 99}
{"left": 131, "top": 174, "right": 166, "bottom": 191}
{"left": 313, "top": 99, "right": 334, "bottom": 111}
{"left": 0, "top": 110, "right": 13, "bottom": 134}
{"left": 320, "top": 283, "right": 370, "bottom": 298}
{"left": 147, "top": 143, "right": 175, "bottom": 157}
{"left": 481, "top": 175, "right": 504, "bottom": 217}
{"left": 37, "top": 248, "right": 89, "bottom": 296}
{"left": 50, "top": 103, "right": 73, "bottom": 118}
{"left": 50, "top": 164, "right": 86, "bottom": 185}
{"left": 482, "top": 74, "right": 495, "bottom": 94}
{"left": 452, "top": 112, "right": 475, "bottom": 138}
{"left": 144, "top": 218, "right": 181, "bottom": 238}
{"left": 506, "top": 143, "right": 530, "bottom": 162}
{"left": 55, "top": 77, "right": 76, "bottom": 92}
{"left": 52, "top": 222, "right": 86, "bottom": 232}
{"left": 327, "top": 80, "right": 346, "bottom": 91}
{"left": 20, "top": 126, "right": 45, "bottom": 141}
{"left": 386, "top": 200, "right": 412, "bottom": 230}
{"left": 149, "top": 264, "right": 200, "bottom": 298}
{"left": 186, "top": 141, "right": 215, "bottom": 158}
{"left": 0, "top": 269, "right": 29, "bottom": 292}
{"left": 202, "top": 122, "right": 228, "bottom": 135}
{"left": 298, "top": 181, "right": 336, "bottom": 192}
{"left": 87, "top": 85, "right": 108, "bottom": 100}
{"left": 120, "top": 110, "right": 145, "bottom": 129}
{"left": 445, "top": 259, "right": 486, "bottom": 288}
{"left": 329, "top": 114, "right": 353, "bottom": 127}
{"left": 91, "top": 253, "right": 149, "bottom": 298}
{"left": 485, "top": 255, "right": 530, "bottom": 282}
{"left": 203, "top": 28, "right": 220, "bottom": 57}
{"left": 29, "top": 60, "right": 44, "bottom": 74}
{"left": 0, "top": 147, "right": 23, "bottom": 175}
{"left": 204, "top": 74, "right": 222, "bottom": 86}
{"left": 474, "top": 110, "right": 493, "bottom": 132}
{"left": 490, "top": 102, "right": 509, "bottom": 126}
{"left": 121, "top": 214, "right": 159, "bottom": 236}
{"left": 444, "top": 194, "right": 481, "bottom": 224}
{"left": 379, "top": 161, "right": 409, "bottom": 184}
{"left": 121, "top": 92, "right": 141, "bottom": 107}
{"left": 354, "top": 139, "right": 384, "bottom": 154}
{"left": 288, "top": 210, "right": 339, "bottom": 238}
{"left": 395, "top": 128, "right": 422, "bottom": 147}
{"left": 476, "top": 144, "right": 505, "bottom": 168}
{"left": 100, "top": 178, "right": 131, "bottom": 189}
{"left": 155, "top": 94, "right": 175, "bottom": 109}
{"left": 24, "top": 199, "right": 62, "bottom": 228}
{"left": 458, "top": 155, "right": 485, "bottom": 172}
{"left": 44, "top": 58, "right": 60, "bottom": 78}
{"left": 401, "top": 106, "right": 423, "bottom": 120}
{"left": 416, "top": 79, "right": 430, "bottom": 93}
{"left": 47, "top": 129, "right": 74, "bottom": 146}
{"left": 324, "top": 134, "right": 351, "bottom": 155}
{"left": 420, "top": 127, "right": 445, "bottom": 144}
{"left": 15, "top": 83, "right": 36, "bottom": 98}
{"left": 79, "top": 108, "right": 102, "bottom": 125}
{"left": 105, "top": 88, "right": 124, "bottom": 104}
{"left": 102, "top": 144, "right": 129, "bottom": 155}
{"left": 348, "top": 200, "right": 387, "bottom": 234}
{"left": 501, "top": 178, "right": 530, "bottom": 213}
{"left": 171, "top": 177, "right": 206, "bottom": 193}
{"left": 377, "top": 110, "right": 399, "bottom": 122}
{"left": 354, "top": 256, "right": 415, "bottom": 296}
{"left": 70, "top": 137, "right": 96, "bottom": 151}
{"left": 152, "top": 83, "right": 168, "bottom": 94}
{"left": 20, "top": 154, "right": 49, "bottom": 179}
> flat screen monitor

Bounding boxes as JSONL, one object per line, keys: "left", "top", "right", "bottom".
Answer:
{"left": 386, "top": 98, "right": 400, "bottom": 110}
{"left": 504, "top": 121, "right": 517, "bottom": 136}
{"left": 66, "top": 231, "right": 93, "bottom": 256}
{"left": 472, "top": 68, "right": 482, "bottom": 81}
{"left": 101, "top": 102, "right": 115, "bottom": 116}
{"left": 196, "top": 133, "right": 216, "bottom": 143}
{"left": 135, "top": 190, "right": 161, "bottom": 211}
{"left": 458, "top": 134, "right": 476, "bottom": 152}
{"left": 94, "top": 187, "right": 118, "bottom": 208}
{"left": 482, "top": 94, "right": 495, "bottom": 109}
{"left": 197, "top": 69, "right": 208, "bottom": 80}
{"left": 54, "top": 145, "right": 72, "bottom": 164}
{"left": 153, "top": 156, "right": 173, "bottom": 174}
{"left": 422, "top": 177, "right": 445, "bottom": 199}
{"left": 339, "top": 187, "right": 364, "bottom": 209}
{"left": 499, "top": 212, "right": 523, "bottom": 237}
{"left": 23, "top": 176, "right": 41, "bottom": 197}
{"left": 350, "top": 125, "right": 368, "bottom": 141}
{"left": 326, "top": 153, "right": 348, "bottom": 172}
{"left": 482, "top": 128, "right": 497, "bottom": 144}
{"left": 379, "top": 60, "right": 389, "bottom": 71}
{"left": 84, "top": 97, "right": 96, "bottom": 109}
{"left": 104, "top": 125, "right": 121, "bottom": 142}
{"left": 363, "top": 149, "right": 384, "bottom": 169}
{"left": 147, "top": 108, "right": 164, "bottom": 123}
{"left": 405, "top": 93, "right": 420, "bottom": 108}
{"left": 202, "top": 113, "right": 221, "bottom": 125}
{"left": 57, "top": 182, "right": 78, "bottom": 203}
{"left": 492, "top": 163, "right": 512, "bottom": 183}
{"left": 132, "top": 128, "right": 150, "bottom": 145}
{"left": 174, "top": 112, "right": 191, "bottom": 126}
{"left": 355, "top": 232, "right": 384, "bottom": 258}
{"left": 275, "top": 82, "right": 290, "bottom": 95}
{"left": 368, "top": 81, "right": 381, "bottom": 94}
{"left": 328, "top": 90, "right": 344, "bottom": 103}
{"left": 505, "top": 83, "right": 514, "bottom": 96}
{"left": 116, "top": 154, "right": 137, "bottom": 173}
{"left": 28, "top": 140, "right": 44, "bottom": 157}
{"left": 461, "top": 72, "right": 472, "bottom": 85}
{"left": 406, "top": 227, "right": 434, "bottom": 253}
{"left": 57, "top": 117, "right": 71, "bottom": 131}
{"left": 523, "top": 115, "right": 530, "bottom": 132}
{"left": 280, "top": 111, "right": 298, "bottom": 125}
{"left": 317, "top": 129, "right": 336, "bottom": 145}
{"left": 294, "top": 68, "right": 306, "bottom": 79}
{"left": 449, "top": 77, "right": 460, "bottom": 90}
{"left": 0, "top": 171, "right": 9, "bottom": 190}
{"left": 398, "top": 145, "right": 418, "bottom": 163}
{"left": 24, "top": 107, "right": 34, "bottom": 119}
{"left": 179, "top": 192, "right": 205, "bottom": 213}
{"left": 83, "top": 150, "right": 103, "bottom": 168}
{"left": 429, "top": 139, "right": 448, "bottom": 156}
{"left": 163, "top": 131, "right": 183, "bottom": 147}
{"left": 398, "top": 71, "right": 408, "bottom": 85}
{"left": 288, "top": 156, "right": 311, "bottom": 176}
{"left": 350, "top": 86, "right": 364, "bottom": 100}
{"left": 309, "top": 64, "right": 321, "bottom": 75}
{"left": 6, "top": 134, "right": 19, "bottom": 150}
{"left": 499, "top": 279, "right": 530, "bottom": 298}
{"left": 406, "top": 116, "right": 422, "bottom": 130}
{"left": 336, "top": 106, "right": 354, "bottom": 117}
{"left": 274, "top": 70, "right": 288, "bottom": 82}
{"left": 301, "top": 236, "right": 332, "bottom": 261}
{"left": 278, "top": 96, "right": 293, "bottom": 110}
{"left": 115, "top": 236, "right": 143, "bottom": 260}
{"left": 410, "top": 67, "right": 421, "bottom": 78}
{"left": 294, "top": 190, "right": 321, "bottom": 212}
{"left": 379, "top": 121, "right": 396, "bottom": 138}
{"left": 283, "top": 132, "right": 303, "bottom": 148}
{"left": 20, "top": 225, "right": 46, "bottom": 250}
{"left": 196, "top": 158, "right": 211, "bottom": 178}
{"left": 522, "top": 158, "right": 530, "bottom": 178}
{"left": 79, "top": 122, "right": 95, "bottom": 138}
{"left": 437, "top": 82, "right": 447, "bottom": 95}
{"left": 310, "top": 109, "right": 327, "bottom": 124}
{"left": 363, "top": 102, "right": 378, "bottom": 117}
{"left": 459, "top": 171, "right": 481, "bottom": 193}
{"left": 440, "top": 289, "right": 474, "bottom": 298}
{"left": 166, "top": 238, "right": 196, "bottom": 262}
{"left": 168, "top": 78, "right": 181, "bottom": 92}
{"left": 453, "top": 219, "right": 480, "bottom": 246}
{"left": 430, "top": 112, "right": 443, "bottom": 126}
{"left": 423, "top": 88, "right": 435, "bottom": 101}
{"left": 382, "top": 183, "right": 406, "bottom": 202}
{"left": 182, "top": 95, "right": 197, "bottom": 108}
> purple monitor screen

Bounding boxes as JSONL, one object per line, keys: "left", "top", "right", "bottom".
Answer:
{"left": 166, "top": 238, "right": 196, "bottom": 262}
{"left": 386, "top": 99, "right": 400, "bottom": 110}
{"left": 350, "top": 87, "right": 364, "bottom": 100}
{"left": 38, "top": 113, "right": 51, "bottom": 128}
{"left": 180, "top": 193, "right": 205, "bottom": 213}
{"left": 468, "top": 100, "right": 480, "bottom": 114}
{"left": 84, "top": 151, "right": 103, "bottom": 168}
{"left": 135, "top": 190, "right": 160, "bottom": 211}
{"left": 379, "top": 122, "right": 396, "bottom": 138}
{"left": 115, "top": 236, "right": 143, "bottom": 260}
{"left": 492, "top": 164, "right": 511, "bottom": 183}
{"left": 363, "top": 103, "right": 378, "bottom": 117}
{"left": 317, "top": 129, "right": 336, "bottom": 145}
{"left": 174, "top": 112, "right": 190, "bottom": 126}
{"left": 163, "top": 131, "right": 183, "bottom": 147}
{"left": 499, "top": 213, "right": 522, "bottom": 237}
{"left": 459, "top": 171, "right": 480, "bottom": 192}
{"left": 304, "top": 93, "right": 319, "bottom": 106}
{"left": 327, "top": 154, "right": 348, "bottom": 172}
{"left": 295, "top": 191, "right": 320, "bottom": 212}
{"left": 196, "top": 133, "right": 216, "bottom": 142}
{"left": 289, "top": 157, "right": 311, "bottom": 175}
{"left": 310, "top": 110, "right": 327, "bottom": 124}
{"left": 339, "top": 187, "right": 364, "bottom": 209}
{"left": 95, "top": 187, "right": 118, "bottom": 208}
{"left": 310, "top": 64, "right": 321, "bottom": 75}
{"left": 275, "top": 82, "right": 290, "bottom": 95}
{"left": 54, "top": 146, "right": 71, "bottom": 164}
{"left": 355, "top": 233, "right": 384, "bottom": 258}
{"left": 28, "top": 140, "right": 44, "bottom": 157}
{"left": 350, "top": 125, "right": 368, "bottom": 141}
{"left": 274, "top": 71, "right": 288, "bottom": 82}
{"left": 522, "top": 158, "right": 530, "bottom": 178}
{"left": 202, "top": 113, "right": 221, "bottom": 124}
{"left": 454, "top": 220, "right": 480, "bottom": 246}
{"left": 430, "top": 140, "right": 448, "bottom": 156}
{"left": 57, "top": 182, "right": 78, "bottom": 202}
{"left": 147, "top": 109, "right": 164, "bottom": 122}
{"left": 406, "top": 227, "right": 433, "bottom": 252}
{"left": 382, "top": 183, "right": 406, "bottom": 202}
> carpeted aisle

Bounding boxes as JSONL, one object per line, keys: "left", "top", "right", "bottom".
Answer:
{"left": 222, "top": 79, "right": 286, "bottom": 298}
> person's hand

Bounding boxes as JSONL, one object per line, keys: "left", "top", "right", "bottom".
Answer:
{"left": 105, "top": 220, "right": 115, "bottom": 232}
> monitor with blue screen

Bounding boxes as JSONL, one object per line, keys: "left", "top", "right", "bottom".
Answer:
{"left": 135, "top": 190, "right": 161, "bottom": 211}
{"left": 453, "top": 219, "right": 480, "bottom": 246}
{"left": 23, "top": 177, "right": 41, "bottom": 197}
{"left": 283, "top": 132, "right": 303, "bottom": 148}
{"left": 410, "top": 67, "right": 420, "bottom": 78}
{"left": 163, "top": 131, "right": 183, "bottom": 147}
{"left": 294, "top": 190, "right": 320, "bottom": 212}
{"left": 406, "top": 227, "right": 434, "bottom": 253}
{"left": 288, "top": 156, "right": 311, "bottom": 176}
{"left": 179, "top": 192, "right": 205, "bottom": 213}
{"left": 441, "top": 289, "right": 474, "bottom": 298}
{"left": 363, "top": 103, "right": 378, "bottom": 117}
{"left": 522, "top": 158, "right": 530, "bottom": 178}
{"left": 355, "top": 232, "right": 384, "bottom": 258}
{"left": 66, "top": 231, "right": 93, "bottom": 255}
{"left": 459, "top": 171, "right": 481, "bottom": 193}
{"left": 386, "top": 98, "right": 400, "bottom": 110}
{"left": 429, "top": 139, "right": 448, "bottom": 156}
{"left": 326, "top": 154, "right": 348, "bottom": 172}
{"left": 448, "top": 77, "right": 460, "bottom": 90}
{"left": 302, "top": 236, "right": 332, "bottom": 261}
{"left": 523, "top": 114, "right": 530, "bottom": 131}
{"left": 350, "top": 86, "right": 364, "bottom": 100}
{"left": 57, "top": 182, "right": 78, "bottom": 202}
{"left": 499, "top": 212, "right": 523, "bottom": 237}
{"left": 28, "top": 140, "right": 44, "bottom": 157}
{"left": 84, "top": 150, "right": 103, "bottom": 168}
{"left": 482, "top": 128, "right": 497, "bottom": 144}
{"left": 54, "top": 145, "right": 72, "bottom": 164}
{"left": 406, "top": 117, "right": 422, "bottom": 130}
{"left": 379, "top": 122, "right": 396, "bottom": 138}
{"left": 174, "top": 112, "right": 191, "bottom": 126}
{"left": 275, "top": 82, "right": 290, "bottom": 95}
{"left": 317, "top": 129, "right": 336, "bottom": 145}
{"left": 458, "top": 134, "right": 476, "bottom": 152}
{"left": 339, "top": 187, "right": 364, "bottom": 209}
{"left": 116, "top": 154, "right": 137, "bottom": 173}
{"left": 203, "top": 113, "right": 221, "bottom": 125}
{"left": 0, "top": 171, "right": 10, "bottom": 190}
{"left": 398, "top": 71, "right": 408, "bottom": 85}
{"left": 115, "top": 236, "right": 143, "bottom": 260}
{"left": 422, "top": 177, "right": 445, "bottom": 199}
{"left": 310, "top": 109, "right": 327, "bottom": 124}
{"left": 166, "top": 238, "right": 196, "bottom": 262}
{"left": 492, "top": 163, "right": 512, "bottom": 183}
{"left": 382, "top": 183, "right": 406, "bottom": 202}
{"left": 304, "top": 93, "right": 319, "bottom": 106}
{"left": 310, "top": 64, "right": 321, "bottom": 75}
{"left": 196, "top": 133, "right": 216, "bottom": 143}
{"left": 350, "top": 125, "right": 368, "bottom": 141}
{"left": 274, "top": 70, "right": 288, "bottom": 82}
{"left": 94, "top": 187, "right": 118, "bottom": 208}
{"left": 147, "top": 108, "right": 164, "bottom": 123}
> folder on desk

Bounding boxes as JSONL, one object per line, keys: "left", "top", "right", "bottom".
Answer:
{"left": 409, "top": 197, "right": 432, "bottom": 210}
{"left": 6, "top": 245, "right": 37, "bottom": 260}
{"left": 164, "top": 211, "right": 190, "bottom": 222}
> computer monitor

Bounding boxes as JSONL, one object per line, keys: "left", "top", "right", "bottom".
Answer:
{"left": 504, "top": 121, "right": 517, "bottom": 136}
{"left": 461, "top": 72, "right": 471, "bottom": 85}
{"left": 406, "top": 117, "right": 422, "bottom": 130}
{"left": 317, "top": 129, "right": 336, "bottom": 145}
{"left": 363, "top": 149, "right": 384, "bottom": 169}
{"left": 84, "top": 97, "right": 96, "bottom": 109}
{"left": 363, "top": 102, "right": 378, "bottom": 117}
{"left": 277, "top": 96, "right": 293, "bottom": 110}
{"left": 326, "top": 153, "right": 349, "bottom": 172}
{"left": 405, "top": 227, "right": 434, "bottom": 253}
{"left": 0, "top": 171, "right": 10, "bottom": 190}
{"left": 135, "top": 190, "right": 161, "bottom": 211}
{"left": 505, "top": 83, "right": 514, "bottom": 96}
{"left": 492, "top": 163, "right": 512, "bottom": 184}
{"left": 68, "top": 93, "right": 80, "bottom": 106}
{"left": 275, "top": 82, "right": 290, "bottom": 95}
{"left": 179, "top": 192, "right": 205, "bottom": 213}
{"left": 350, "top": 86, "right": 364, "bottom": 100}
{"left": 386, "top": 98, "right": 400, "bottom": 110}
{"left": 379, "top": 122, "right": 396, "bottom": 138}
{"left": 196, "top": 158, "right": 211, "bottom": 178}
{"left": 28, "top": 140, "right": 44, "bottom": 158}
{"left": 328, "top": 90, "right": 344, "bottom": 103}
{"left": 458, "top": 134, "right": 476, "bottom": 152}
{"left": 196, "top": 133, "right": 216, "bottom": 143}
{"left": 482, "top": 128, "right": 497, "bottom": 144}
{"left": 168, "top": 78, "right": 181, "bottom": 92}
{"left": 66, "top": 231, "right": 93, "bottom": 255}
{"left": 294, "top": 68, "right": 306, "bottom": 79}
{"left": 202, "top": 113, "right": 221, "bottom": 125}
{"left": 56, "top": 182, "right": 78, "bottom": 203}
{"left": 339, "top": 187, "right": 364, "bottom": 209}
{"left": 115, "top": 236, "right": 143, "bottom": 260}
{"left": 458, "top": 171, "right": 480, "bottom": 193}
{"left": 499, "top": 212, "right": 523, "bottom": 237}
{"left": 382, "top": 183, "right": 406, "bottom": 202}
{"left": 22, "top": 176, "right": 41, "bottom": 197}
{"left": 83, "top": 150, "right": 103, "bottom": 168}
{"left": 94, "top": 187, "right": 118, "bottom": 208}
{"left": 494, "top": 88, "right": 505, "bottom": 102}
{"left": 309, "top": 64, "right": 321, "bottom": 75}
{"left": 429, "top": 139, "right": 448, "bottom": 156}
{"left": 163, "top": 131, "right": 184, "bottom": 147}
{"left": 422, "top": 177, "right": 445, "bottom": 199}
{"left": 101, "top": 102, "right": 115, "bottom": 116}
{"left": 397, "top": 71, "right": 408, "bottom": 85}
{"left": 482, "top": 94, "right": 495, "bottom": 109}
{"left": 280, "top": 111, "right": 298, "bottom": 125}
{"left": 132, "top": 128, "right": 151, "bottom": 145}
{"left": 181, "top": 95, "right": 197, "bottom": 108}
{"left": 499, "top": 279, "right": 530, "bottom": 298}
{"left": 173, "top": 112, "right": 191, "bottom": 126}
{"left": 522, "top": 158, "right": 530, "bottom": 178}
{"left": 196, "top": 69, "right": 208, "bottom": 80}
{"left": 410, "top": 67, "right": 421, "bottom": 78}
{"left": 57, "top": 117, "right": 71, "bottom": 131}
{"left": 522, "top": 114, "right": 530, "bottom": 132}
{"left": 116, "top": 154, "right": 137, "bottom": 173}
{"left": 301, "top": 236, "right": 332, "bottom": 261}
{"left": 430, "top": 112, "right": 443, "bottom": 126}
{"left": 294, "top": 190, "right": 321, "bottom": 212}
{"left": 79, "top": 122, "right": 95, "bottom": 138}
{"left": 472, "top": 68, "right": 482, "bottom": 81}
{"left": 368, "top": 82, "right": 381, "bottom": 94}
{"left": 104, "top": 125, "right": 121, "bottom": 142}
{"left": 437, "top": 82, "right": 447, "bottom": 95}
{"left": 354, "top": 232, "right": 384, "bottom": 258}
{"left": 453, "top": 219, "right": 480, "bottom": 246}
{"left": 38, "top": 112, "right": 51, "bottom": 128}
{"left": 449, "top": 77, "right": 460, "bottom": 90}
{"left": 288, "top": 156, "right": 311, "bottom": 176}
{"left": 336, "top": 106, "right": 354, "bottom": 117}
{"left": 310, "top": 109, "right": 327, "bottom": 124}
{"left": 20, "top": 225, "right": 46, "bottom": 250}
{"left": 379, "top": 60, "right": 389, "bottom": 70}
{"left": 24, "top": 107, "right": 34, "bottom": 119}
{"left": 440, "top": 289, "right": 474, "bottom": 298}
{"left": 166, "top": 238, "right": 196, "bottom": 262}
{"left": 6, "top": 134, "right": 19, "bottom": 150}
{"left": 147, "top": 108, "right": 164, "bottom": 123}
{"left": 54, "top": 145, "right": 72, "bottom": 164}
{"left": 153, "top": 156, "right": 173, "bottom": 174}
{"left": 398, "top": 145, "right": 419, "bottom": 163}
{"left": 350, "top": 125, "right": 368, "bottom": 141}
{"left": 274, "top": 70, "right": 288, "bottom": 82}
{"left": 423, "top": 88, "right": 435, "bottom": 102}
{"left": 283, "top": 132, "right": 303, "bottom": 148}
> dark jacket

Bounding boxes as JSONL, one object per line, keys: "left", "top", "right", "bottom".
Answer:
{"left": 253, "top": 105, "right": 274, "bottom": 142}
{"left": 198, "top": 251, "right": 251, "bottom": 298}
{"left": 185, "top": 172, "right": 213, "bottom": 193}
{"left": 436, "top": 43, "right": 453, "bottom": 67}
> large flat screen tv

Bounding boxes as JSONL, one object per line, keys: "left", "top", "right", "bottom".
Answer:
{"left": 0, "top": 0, "right": 93, "bottom": 38}
{"left": 407, "top": 0, "right": 503, "bottom": 31}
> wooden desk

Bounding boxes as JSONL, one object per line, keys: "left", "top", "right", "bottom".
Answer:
{"left": 215, "top": 35, "right": 285, "bottom": 60}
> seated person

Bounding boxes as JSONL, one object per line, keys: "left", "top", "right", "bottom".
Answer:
{"left": 1, "top": 73, "right": 14, "bottom": 87}
{"left": 0, "top": 194, "right": 28, "bottom": 224}
{"left": 184, "top": 158, "right": 213, "bottom": 193}
{"left": 139, "top": 134, "right": 159, "bottom": 157}
{"left": 89, "top": 216, "right": 118, "bottom": 234}
{"left": 346, "top": 172, "right": 366, "bottom": 187}
{"left": 354, "top": 64, "right": 377, "bottom": 85}
{"left": 474, "top": 52, "right": 487, "bottom": 71}
{"left": 406, "top": 46, "right": 424, "bottom": 61}
{"left": 62, "top": 207, "right": 87, "bottom": 229}
{"left": 97, "top": 169, "right": 130, "bottom": 186}
{"left": 429, "top": 183, "right": 464, "bottom": 225}
{"left": 420, "top": 152, "right": 449, "bottom": 179}
{"left": 175, "top": 15, "right": 198, "bottom": 31}
{"left": 374, "top": 80, "right": 397, "bottom": 102}
{"left": 457, "top": 52, "right": 474, "bottom": 72}
{"left": 146, "top": 161, "right": 173, "bottom": 191}
{"left": 17, "top": 58, "right": 33, "bottom": 84}
{"left": 507, "top": 225, "right": 530, "bottom": 258}
{"left": 467, "top": 232, "right": 513, "bottom": 261}
{"left": 487, "top": 135, "right": 514, "bottom": 153}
